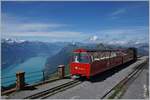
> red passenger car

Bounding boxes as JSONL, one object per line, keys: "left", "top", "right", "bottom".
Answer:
{"left": 70, "top": 48, "right": 137, "bottom": 79}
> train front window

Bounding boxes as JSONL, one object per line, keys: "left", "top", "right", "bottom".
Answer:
{"left": 73, "top": 52, "right": 90, "bottom": 63}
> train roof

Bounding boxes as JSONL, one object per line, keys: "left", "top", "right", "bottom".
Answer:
{"left": 73, "top": 48, "right": 125, "bottom": 53}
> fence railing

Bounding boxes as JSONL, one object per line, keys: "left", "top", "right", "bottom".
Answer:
{"left": 1, "top": 65, "right": 66, "bottom": 92}
{"left": 1, "top": 74, "right": 16, "bottom": 87}
{"left": 25, "top": 69, "right": 58, "bottom": 85}
{"left": 25, "top": 70, "right": 45, "bottom": 84}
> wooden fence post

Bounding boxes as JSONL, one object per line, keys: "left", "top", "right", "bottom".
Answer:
{"left": 16, "top": 71, "right": 25, "bottom": 90}
{"left": 58, "top": 65, "right": 65, "bottom": 79}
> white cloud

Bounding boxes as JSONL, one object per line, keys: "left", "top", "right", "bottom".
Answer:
{"left": 108, "top": 40, "right": 128, "bottom": 45}
{"left": 109, "top": 8, "right": 127, "bottom": 19}
{"left": 89, "top": 35, "right": 99, "bottom": 41}
{"left": 96, "top": 26, "right": 149, "bottom": 44}
{"left": 2, "top": 13, "right": 67, "bottom": 33}
{"left": 5, "top": 31, "right": 87, "bottom": 38}
{"left": 2, "top": 13, "right": 90, "bottom": 42}
{"left": 2, "top": 23, "right": 66, "bottom": 33}
{"left": 98, "top": 26, "right": 148, "bottom": 35}
{"left": 111, "top": 9, "right": 126, "bottom": 16}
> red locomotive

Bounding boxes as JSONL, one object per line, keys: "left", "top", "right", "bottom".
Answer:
{"left": 70, "top": 48, "right": 137, "bottom": 79}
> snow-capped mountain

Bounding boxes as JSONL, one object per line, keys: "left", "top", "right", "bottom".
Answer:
{"left": 83, "top": 35, "right": 101, "bottom": 44}
{"left": 1, "top": 38, "right": 27, "bottom": 44}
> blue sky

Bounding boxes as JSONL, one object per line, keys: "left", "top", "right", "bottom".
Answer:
{"left": 1, "top": 1, "right": 149, "bottom": 44}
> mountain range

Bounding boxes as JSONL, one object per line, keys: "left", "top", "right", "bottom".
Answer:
{"left": 1, "top": 38, "right": 65, "bottom": 69}
{"left": 44, "top": 41, "right": 149, "bottom": 75}
{"left": 1, "top": 38, "right": 148, "bottom": 76}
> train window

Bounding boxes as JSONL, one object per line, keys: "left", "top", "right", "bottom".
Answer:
{"left": 73, "top": 53, "right": 80, "bottom": 63}
{"left": 73, "top": 52, "right": 90, "bottom": 63}
{"left": 92, "top": 52, "right": 101, "bottom": 61}
{"left": 92, "top": 52, "right": 110, "bottom": 61}
{"left": 80, "top": 53, "right": 90, "bottom": 63}
{"left": 116, "top": 51, "right": 122, "bottom": 56}
{"left": 100, "top": 52, "right": 110, "bottom": 60}
{"left": 110, "top": 52, "right": 117, "bottom": 58}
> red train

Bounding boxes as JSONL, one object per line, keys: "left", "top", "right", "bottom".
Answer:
{"left": 70, "top": 48, "right": 137, "bottom": 79}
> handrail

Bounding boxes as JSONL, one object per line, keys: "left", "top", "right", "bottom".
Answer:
{"left": 26, "top": 77, "right": 43, "bottom": 83}
{"left": 26, "top": 70, "right": 43, "bottom": 75}
{"left": 25, "top": 72, "right": 42, "bottom": 77}
{"left": 25, "top": 74, "right": 42, "bottom": 79}
{"left": 1, "top": 75, "right": 16, "bottom": 79}
{"left": 2, "top": 80, "right": 16, "bottom": 84}
{"left": 1, "top": 67, "right": 60, "bottom": 90}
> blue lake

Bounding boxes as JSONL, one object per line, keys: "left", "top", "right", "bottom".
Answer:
{"left": 1, "top": 56, "right": 48, "bottom": 87}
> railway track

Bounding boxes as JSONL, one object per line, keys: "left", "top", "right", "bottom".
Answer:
{"left": 24, "top": 80, "right": 81, "bottom": 99}
{"left": 100, "top": 59, "right": 148, "bottom": 99}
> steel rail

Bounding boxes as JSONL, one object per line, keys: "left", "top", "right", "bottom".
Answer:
{"left": 100, "top": 59, "right": 147, "bottom": 99}
{"left": 24, "top": 80, "right": 81, "bottom": 99}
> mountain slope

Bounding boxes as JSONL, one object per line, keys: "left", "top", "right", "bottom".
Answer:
{"left": 44, "top": 42, "right": 149, "bottom": 76}
{"left": 44, "top": 43, "right": 110, "bottom": 75}
{"left": 44, "top": 44, "right": 78, "bottom": 75}
{"left": 1, "top": 39, "right": 63, "bottom": 69}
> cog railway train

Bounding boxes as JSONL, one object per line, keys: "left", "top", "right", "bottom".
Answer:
{"left": 70, "top": 48, "right": 137, "bottom": 79}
